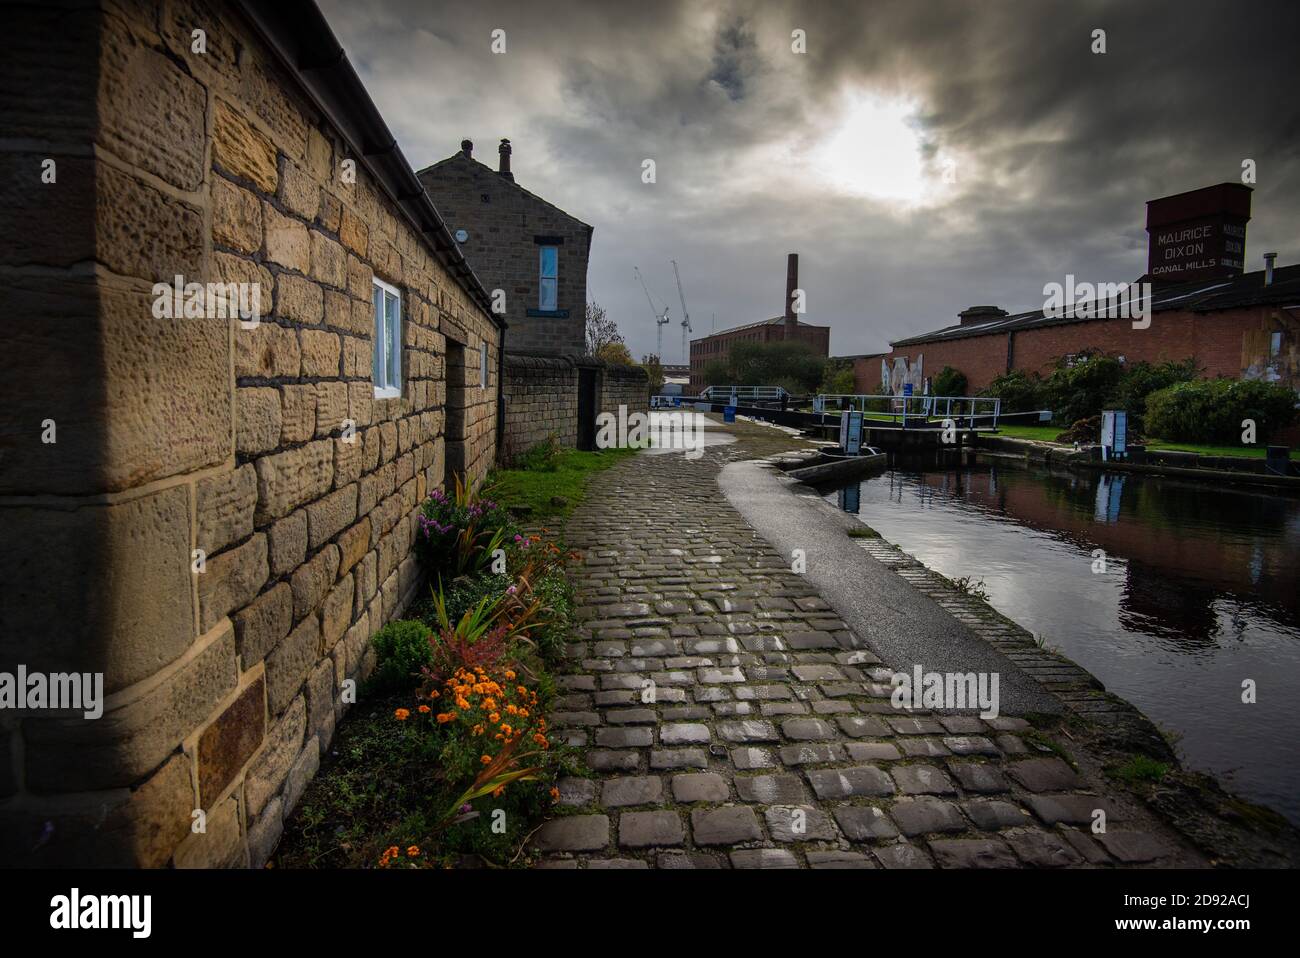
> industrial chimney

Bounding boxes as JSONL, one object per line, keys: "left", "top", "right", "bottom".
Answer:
{"left": 498, "top": 138, "right": 513, "bottom": 181}
{"left": 784, "top": 253, "right": 799, "bottom": 334}
{"left": 460, "top": 138, "right": 473, "bottom": 159}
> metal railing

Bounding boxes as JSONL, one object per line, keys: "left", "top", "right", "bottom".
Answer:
{"left": 698, "top": 385, "right": 790, "bottom": 404}
{"left": 816, "top": 394, "right": 1001, "bottom": 429}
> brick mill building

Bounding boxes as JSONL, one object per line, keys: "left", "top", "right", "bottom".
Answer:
{"left": 2, "top": 0, "right": 505, "bottom": 867}
{"left": 689, "top": 253, "right": 831, "bottom": 392}
{"left": 855, "top": 185, "right": 1300, "bottom": 400}
{"left": 420, "top": 140, "right": 647, "bottom": 457}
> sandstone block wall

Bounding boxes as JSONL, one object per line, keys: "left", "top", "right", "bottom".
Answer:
{"left": 0, "top": 0, "right": 499, "bottom": 867}
{"left": 502, "top": 355, "right": 578, "bottom": 462}
{"left": 600, "top": 364, "right": 652, "bottom": 419}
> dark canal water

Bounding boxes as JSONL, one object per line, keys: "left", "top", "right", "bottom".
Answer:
{"left": 826, "top": 457, "right": 1300, "bottom": 824}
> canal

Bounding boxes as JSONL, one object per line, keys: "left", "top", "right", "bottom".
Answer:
{"left": 826, "top": 456, "right": 1300, "bottom": 825}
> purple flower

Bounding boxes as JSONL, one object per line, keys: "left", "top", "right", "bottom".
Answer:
{"left": 507, "top": 585, "right": 517, "bottom": 595}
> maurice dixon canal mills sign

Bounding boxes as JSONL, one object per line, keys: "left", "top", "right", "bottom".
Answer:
{"left": 1145, "top": 182, "right": 1252, "bottom": 283}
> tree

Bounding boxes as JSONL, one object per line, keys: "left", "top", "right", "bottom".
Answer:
{"left": 585, "top": 301, "right": 623, "bottom": 357}
{"left": 932, "top": 365, "right": 968, "bottom": 397}
{"left": 818, "top": 357, "right": 856, "bottom": 395}
{"left": 596, "top": 341, "right": 635, "bottom": 366}
{"left": 640, "top": 354, "right": 665, "bottom": 393}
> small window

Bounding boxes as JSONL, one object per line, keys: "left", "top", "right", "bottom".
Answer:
{"left": 372, "top": 278, "right": 401, "bottom": 398}
{"left": 538, "top": 246, "right": 558, "bottom": 311}
{"left": 479, "top": 342, "right": 489, "bottom": 389}
{"left": 1270, "top": 331, "right": 1283, "bottom": 357}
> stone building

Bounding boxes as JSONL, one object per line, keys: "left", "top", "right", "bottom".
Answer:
{"left": 689, "top": 253, "right": 831, "bottom": 392}
{"left": 1, "top": 0, "right": 501, "bottom": 867}
{"left": 420, "top": 139, "right": 648, "bottom": 461}
{"left": 418, "top": 139, "right": 590, "bottom": 357}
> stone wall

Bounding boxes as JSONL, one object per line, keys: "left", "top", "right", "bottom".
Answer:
{"left": 502, "top": 354, "right": 579, "bottom": 463}
{"left": 501, "top": 358, "right": 649, "bottom": 463}
{"left": 600, "top": 364, "right": 652, "bottom": 418}
{"left": 0, "top": 0, "right": 499, "bottom": 867}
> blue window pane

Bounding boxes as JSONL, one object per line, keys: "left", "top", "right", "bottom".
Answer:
{"left": 539, "top": 246, "right": 557, "bottom": 277}
{"left": 385, "top": 291, "right": 400, "bottom": 389}
{"left": 372, "top": 286, "right": 384, "bottom": 386}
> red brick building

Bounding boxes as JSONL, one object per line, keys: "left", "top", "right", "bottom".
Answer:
{"left": 855, "top": 185, "right": 1299, "bottom": 401}
{"left": 689, "top": 253, "right": 830, "bottom": 391}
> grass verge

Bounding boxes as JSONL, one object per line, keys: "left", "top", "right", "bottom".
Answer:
{"left": 489, "top": 446, "right": 640, "bottom": 521}
{"left": 994, "top": 424, "right": 1297, "bottom": 459}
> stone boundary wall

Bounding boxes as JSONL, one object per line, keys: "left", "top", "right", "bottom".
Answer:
{"left": 0, "top": 0, "right": 499, "bottom": 868}
{"left": 502, "top": 354, "right": 578, "bottom": 463}
{"left": 600, "top": 363, "right": 651, "bottom": 419}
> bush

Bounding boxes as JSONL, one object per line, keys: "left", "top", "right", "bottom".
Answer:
{"left": 369, "top": 620, "right": 434, "bottom": 693}
{"left": 981, "top": 370, "right": 1044, "bottom": 412}
{"left": 1041, "top": 354, "right": 1125, "bottom": 426}
{"left": 1115, "top": 358, "right": 1199, "bottom": 431}
{"left": 932, "top": 365, "right": 968, "bottom": 397}
{"left": 415, "top": 475, "right": 518, "bottom": 579}
{"left": 1144, "top": 378, "right": 1297, "bottom": 444}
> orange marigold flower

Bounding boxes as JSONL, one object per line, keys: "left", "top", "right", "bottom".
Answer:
{"left": 549, "top": 786, "right": 560, "bottom": 801}
{"left": 488, "top": 711, "right": 501, "bottom": 723}
{"left": 483, "top": 697, "right": 497, "bottom": 710}
{"left": 499, "top": 723, "right": 513, "bottom": 736}
{"left": 481, "top": 755, "right": 493, "bottom": 765}
{"left": 472, "top": 724, "right": 485, "bottom": 735}
{"left": 428, "top": 689, "right": 440, "bottom": 699}
{"left": 455, "top": 697, "right": 470, "bottom": 710}
{"left": 394, "top": 708, "right": 410, "bottom": 721}
{"left": 436, "top": 712, "right": 456, "bottom": 724}
{"left": 516, "top": 685, "right": 528, "bottom": 696}
{"left": 533, "top": 733, "right": 548, "bottom": 746}
{"left": 505, "top": 669, "right": 516, "bottom": 680}
{"left": 417, "top": 705, "right": 431, "bottom": 714}
{"left": 407, "top": 845, "right": 420, "bottom": 857}
{"left": 492, "top": 785, "right": 505, "bottom": 798}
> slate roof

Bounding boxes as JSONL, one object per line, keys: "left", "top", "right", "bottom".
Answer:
{"left": 891, "top": 264, "right": 1300, "bottom": 348}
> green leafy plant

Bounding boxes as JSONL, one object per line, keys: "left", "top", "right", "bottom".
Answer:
{"left": 932, "top": 365, "right": 968, "bottom": 397}
{"left": 1144, "top": 377, "right": 1297, "bottom": 444}
{"left": 369, "top": 620, "right": 434, "bottom": 693}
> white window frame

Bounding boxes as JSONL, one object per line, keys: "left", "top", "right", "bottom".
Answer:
{"left": 538, "top": 245, "right": 558, "bottom": 311}
{"left": 372, "top": 277, "right": 402, "bottom": 399}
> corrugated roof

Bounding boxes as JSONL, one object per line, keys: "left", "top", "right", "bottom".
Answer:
{"left": 890, "top": 264, "right": 1300, "bottom": 348}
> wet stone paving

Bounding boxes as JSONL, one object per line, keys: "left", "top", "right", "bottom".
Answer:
{"left": 530, "top": 419, "right": 1201, "bottom": 868}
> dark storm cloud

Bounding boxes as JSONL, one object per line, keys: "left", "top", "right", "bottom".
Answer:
{"left": 320, "top": 0, "right": 1300, "bottom": 361}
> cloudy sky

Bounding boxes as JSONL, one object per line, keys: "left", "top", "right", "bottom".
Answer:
{"left": 321, "top": 0, "right": 1300, "bottom": 363}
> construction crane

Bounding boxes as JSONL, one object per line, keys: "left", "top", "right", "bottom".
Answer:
{"left": 634, "top": 266, "right": 671, "bottom": 360}
{"left": 671, "top": 259, "right": 692, "bottom": 365}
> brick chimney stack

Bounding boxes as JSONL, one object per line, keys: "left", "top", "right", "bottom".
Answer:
{"left": 784, "top": 253, "right": 799, "bottom": 334}
{"left": 498, "top": 138, "right": 513, "bottom": 181}
{"left": 460, "top": 138, "right": 473, "bottom": 159}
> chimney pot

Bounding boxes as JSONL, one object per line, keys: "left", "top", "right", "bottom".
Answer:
{"left": 958, "top": 306, "right": 1008, "bottom": 327}
{"left": 784, "top": 253, "right": 799, "bottom": 330}
{"left": 498, "top": 138, "right": 513, "bottom": 181}
{"left": 460, "top": 138, "right": 473, "bottom": 158}
{"left": 1264, "top": 251, "right": 1277, "bottom": 286}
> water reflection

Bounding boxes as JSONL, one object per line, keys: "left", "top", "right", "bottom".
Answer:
{"left": 827, "top": 457, "right": 1300, "bottom": 823}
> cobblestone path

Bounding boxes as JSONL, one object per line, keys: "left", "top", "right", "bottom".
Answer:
{"left": 531, "top": 419, "right": 1202, "bottom": 868}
